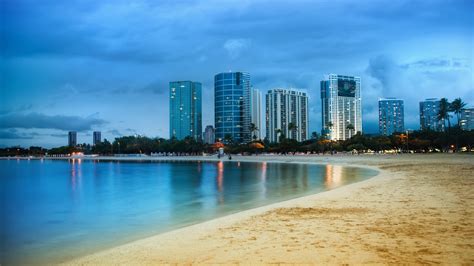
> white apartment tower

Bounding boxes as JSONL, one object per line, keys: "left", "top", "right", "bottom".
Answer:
{"left": 266, "top": 88, "right": 309, "bottom": 143}
{"left": 250, "top": 88, "right": 262, "bottom": 140}
{"left": 320, "top": 74, "right": 362, "bottom": 140}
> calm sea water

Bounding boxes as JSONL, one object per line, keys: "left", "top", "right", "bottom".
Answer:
{"left": 0, "top": 159, "right": 377, "bottom": 264}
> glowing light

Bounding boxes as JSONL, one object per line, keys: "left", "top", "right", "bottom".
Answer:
{"left": 217, "top": 161, "right": 224, "bottom": 192}
{"left": 261, "top": 162, "right": 267, "bottom": 181}
{"left": 324, "top": 164, "right": 343, "bottom": 188}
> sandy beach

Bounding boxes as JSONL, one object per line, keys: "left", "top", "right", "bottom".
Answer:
{"left": 64, "top": 153, "right": 473, "bottom": 264}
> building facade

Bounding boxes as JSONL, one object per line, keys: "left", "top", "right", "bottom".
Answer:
{"left": 320, "top": 74, "right": 362, "bottom": 140}
{"left": 214, "top": 72, "right": 251, "bottom": 143}
{"left": 169, "top": 81, "right": 202, "bottom": 140}
{"left": 250, "top": 88, "right": 262, "bottom": 140}
{"left": 265, "top": 88, "right": 309, "bottom": 143}
{"left": 460, "top": 108, "right": 474, "bottom": 131}
{"left": 203, "top": 125, "right": 215, "bottom": 144}
{"left": 419, "top": 98, "right": 444, "bottom": 131}
{"left": 68, "top": 131, "right": 77, "bottom": 147}
{"left": 378, "top": 98, "right": 404, "bottom": 136}
{"left": 93, "top": 131, "right": 101, "bottom": 145}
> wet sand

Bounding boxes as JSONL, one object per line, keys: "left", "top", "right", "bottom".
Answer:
{"left": 65, "top": 153, "right": 473, "bottom": 264}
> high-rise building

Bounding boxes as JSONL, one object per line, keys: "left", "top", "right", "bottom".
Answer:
{"left": 214, "top": 72, "right": 251, "bottom": 144}
{"left": 250, "top": 88, "right": 262, "bottom": 140}
{"left": 265, "top": 88, "right": 309, "bottom": 143}
{"left": 419, "top": 98, "right": 444, "bottom": 131}
{"left": 93, "top": 131, "right": 101, "bottom": 145}
{"left": 169, "top": 81, "right": 202, "bottom": 140}
{"left": 460, "top": 108, "right": 474, "bottom": 131}
{"left": 378, "top": 98, "right": 404, "bottom": 136}
{"left": 68, "top": 131, "right": 77, "bottom": 147}
{"left": 203, "top": 125, "right": 215, "bottom": 144}
{"left": 320, "top": 74, "right": 362, "bottom": 140}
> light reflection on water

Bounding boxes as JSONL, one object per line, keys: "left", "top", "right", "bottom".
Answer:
{"left": 0, "top": 159, "right": 377, "bottom": 264}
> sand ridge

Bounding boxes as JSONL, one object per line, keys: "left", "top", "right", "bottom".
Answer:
{"left": 64, "top": 154, "right": 474, "bottom": 264}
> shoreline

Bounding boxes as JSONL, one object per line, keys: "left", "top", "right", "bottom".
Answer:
{"left": 64, "top": 153, "right": 474, "bottom": 264}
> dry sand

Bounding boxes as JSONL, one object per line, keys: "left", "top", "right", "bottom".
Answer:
{"left": 65, "top": 154, "right": 474, "bottom": 264}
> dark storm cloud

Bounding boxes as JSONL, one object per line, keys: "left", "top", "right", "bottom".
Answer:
{"left": 0, "top": 129, "right": 36, "bottom": 139}
{"left": 106, "top": 129, "right": 123, "bottom": 136}
{"left": 139, "top": 81, "right": 167, "bottom": 95}
{"left": 0, "top": 113, "right": 107, "bottom": 131}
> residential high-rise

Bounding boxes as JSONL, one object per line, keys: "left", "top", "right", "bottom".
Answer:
{"left": 320, "top": 74, "right": 362, "bottom": 140}
{"left": 460, "top": 108, "right": 474, "bottom": 131}
{"left": 378, "top": 98, "right": 404, "bottom": 136}
{"left": 419, "top": 98, "right": 444, "bottom": 131}
{"left": 93, "top": 131, "right": 101, "bottom": 145}
{"left": 203, "top": 125, "right": 215, "bottom": 144}
{"left": 169, "top": 81, "right": 202, "bottom": 140}
{"left": 68, "top": 131, "right": 77, "bottom": 147}
{"left": 250, "top": 88, "right": 262, "bottom": 140}
{"left": 214, "top": 72, "right": 251, "bottom": 143}
{"left": 265, "top": 88, "right": 309, "bottom": 143}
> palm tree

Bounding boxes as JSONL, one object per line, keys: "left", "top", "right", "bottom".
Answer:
{"left": 346, "top": 123, "right": 355, "bottom": 139}
{"left": 249, "top": 123, "right": 259, "bottom": 140}
{"left": 287, "top": 122, "right": 298, "bottom": 140}
{"left": 224, "top": 133, "right": 233, "bottom": 145}
{"left": 450, "top": 98, "right": 466, "bottom": 128}
{"left": 325, "top": 121, "right": 333, "bottom": 139}
{"left": 275, "top": 128, "right": 283, "bottom": 142}
{"left": 437, "top": 98, "right": 451, "bottom": 131}
{"left": 311, "top": 131, "right": 319, "bottom": 140}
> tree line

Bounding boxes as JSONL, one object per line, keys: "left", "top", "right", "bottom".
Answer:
{"left": 1, "top": 128, "right": 472, "bottom": 157}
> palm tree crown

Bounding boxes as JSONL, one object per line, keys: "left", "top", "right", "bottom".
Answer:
{"left": 450, "top": 98, "right": 466, "bottom": 127}
{"left": 438, "top": 98, "right": 451, "bottom": 131}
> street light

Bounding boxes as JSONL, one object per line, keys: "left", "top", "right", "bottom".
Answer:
{"left": 406, "top": 130, "right": 409, "bottom": 153}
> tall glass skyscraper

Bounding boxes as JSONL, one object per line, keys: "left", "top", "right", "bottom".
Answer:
{"left": 460, "top": 108, "right": 473, "bottom": 131}
{"left": 321, "top": 74, "right": 362, "bottom": 140}
{"left": 214, "top": 72, "right": 251, "bottom": 144}
{"left": 419, "top": 98, "right": 444, "bottom": 131}
{"left": 169, "top": 81, "right": 202, "bottom": 140}
{"left": 68, "top": 131, "right": 77, "bottom": 147}
{"left": 93, "top": 131, "right": 101, "bottom": 145}
{"left": 251, "top": 88, "right": 262, "bottom": 140}
{"left": 378, "top": 98, "right": 404, "bottom": 136}
{"left": 266, "top": 89, "right": 308, "bottom": 142}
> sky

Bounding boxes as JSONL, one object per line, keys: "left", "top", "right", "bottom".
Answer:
{"left": 1, "top": 0, "right": 473, "bottom": 148}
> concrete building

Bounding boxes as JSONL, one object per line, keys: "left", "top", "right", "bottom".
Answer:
{"left": 378, "top": 98, "right": 404, "bottom": 135}
{"left": 460, "top": 108, "right": 474, "bottom": 131}
{"left": 169, "top": 81, "right": 202, "bottom": 140}
{"left": 265, "top": 88, "right": 309, "bottom": 143}
{"left": 250, "top": 88, "right": 262, "bottom": 140}
{"left": 320, "top": 74, "right": 362, "bottom": 140}
{"left": 419, "top": 98, "right": 444, "bottom": 131}
{"left": 68, "top": 131, "right": 77, "bottom": 147}
{"left": 214, "top": 72, "right": 251, "bottom": 143}
{"left": 93, "top": 131, "right": 101, "bottom": 145}
{"left": 203, "top": 125, "right": 215, "bottom": 144}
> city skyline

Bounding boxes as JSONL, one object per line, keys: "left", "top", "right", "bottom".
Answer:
{"left": 1, "top": 0, "right": 473, "bottom": 147}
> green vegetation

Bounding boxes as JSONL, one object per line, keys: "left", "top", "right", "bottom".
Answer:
{"left": 1, "top": 128, "right": 473, "bottom": 157}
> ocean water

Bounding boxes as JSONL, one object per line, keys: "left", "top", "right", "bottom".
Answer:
{"left": 0, "top": 159, "right": 377, "bottom": 264}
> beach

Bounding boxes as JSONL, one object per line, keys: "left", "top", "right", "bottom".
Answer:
{"left": 64, "top": 153, "right": 473, "bottom": 264}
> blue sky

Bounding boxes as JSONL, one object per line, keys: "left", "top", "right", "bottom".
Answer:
{"left": 1, "top": 0, "right": 473, "bottom": 147}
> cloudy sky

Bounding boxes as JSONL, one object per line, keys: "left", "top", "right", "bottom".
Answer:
{"left": 1, "top": 0, "right": 473, "bottom": 147}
